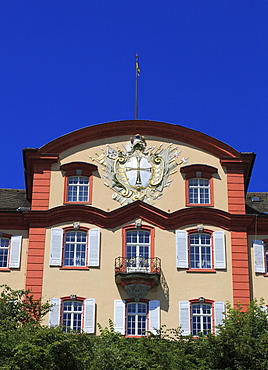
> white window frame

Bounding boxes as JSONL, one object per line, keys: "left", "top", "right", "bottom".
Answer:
{"left": 50, "top": 228, "right": 100, "bottom": 268}
{"left": 49, "top": 297, "right": 96, "bottom": 334}
{"left": 114, "top": 300, "right": 160, "bottom": 336}
{"left": 64, "top": 230, "right": 87, "bottom": 267}
{"left": 126, "top": 302, "right": 148, "bottom": 336}
{"left": 189, "top": 233, "right": 213, "bottom": 270}
{"left": 62, "top": 300, "right": 83, "bottom": 333}
{"left": 188, "top": 178, "right": 210, "bottom": 204}
{"left": 126, "top": 229, "right": 150, "bottom": 272}
{"left": 192, "top": 303, "right": 212, "bottom": 336}
{"left": 67, "top": 175, "right": 89, "bottom": 202}
{"left": 0, "top": 237, "right": 10, "bottom": 268}
{"left": 179, "top": 301, "right": 225, "bottom": 336}
{"left": 176, "top": 230, "right": 226, "bottom": 270}
{"left": 0, "top": 235, "right": 22, "bottom": 269}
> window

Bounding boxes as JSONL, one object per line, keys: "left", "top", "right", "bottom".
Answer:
{"left": 49, "top": 297, "right": 96, "bottom": 333}
{"left": 127, "top": 302, "right": 147, "bottom": 336}
{"left": 125, "top": 229, "right": 151, "bottom": 272}
{"left": 60, "top": 162, "right": 97, "bottom": 204}
{"left": 192, "top": 303, "right": 212, "bottom": 336}
{"left": 50, "top": 227, "right": 100, "bottom": 268}
{"left": 0, "top": 237, "right": 9, "bottom": 268}
{"left": 180, "top": 164, "right": 217, "bottom": 206}
{"left": 0, "top": 235, "right": 22, "bottom": 269}
{"left": 189, "top": 233, "right": 211, "bottom": 269}
{"left": 64, "top": 230, "right": 87, "bottom": 267}
{"left": 114, "top": 300, "right": 160, "bottom": 336}
{"left": 67, "top": 176, "right": 89, "bottom": 202}
{"left": 62, "top": 300, "right": 83, "bottom": 332}
{"left": 176, "top": 230, "right": 226, "bottom": 270}
{"left": 253, "top": 239, "right": 268, "bottom": 274}
{"left": 188, "top": 178, "right": 210, "bottom": 204}
{"left": 179, "top": 300, "right": 225, "bottom": 336}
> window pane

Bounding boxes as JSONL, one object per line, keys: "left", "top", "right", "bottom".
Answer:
{"left": 192, "top": 303, "right": 212, "bottom": 336}
{"left": 127, "top": 302, "right": 147, "bottom": 336}
{"left": 190, "top": 234, "right": 211, "bottom": 269}
{"left": 67, "top": 176, "right": 89, "bottom": 202}
{"left": 64, "top": 231, "right": 87, "bottom": 266}
{"left": 188, "top": 178, "right": 210, "bottom": 204}
{"left": 62, "top": 301, "right": 83, "bottom": 333}
{"left": 0, "top": 238, "right": 9, "bottom": 268}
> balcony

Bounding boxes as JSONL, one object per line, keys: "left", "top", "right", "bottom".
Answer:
{"left": 115, "top": 256, "right": 161, "bottom": 286}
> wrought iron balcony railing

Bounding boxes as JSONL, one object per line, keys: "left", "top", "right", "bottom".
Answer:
{"left": 115, "top": 256, "right": 161, "bottom": 275}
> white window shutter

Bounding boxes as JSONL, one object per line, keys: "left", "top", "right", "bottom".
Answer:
{"left": 253, "top": 240, "right": 265, "bottom": 273}
{"left": 149, "top": 300, "right": 160, "bottom": 334}
{"left": 9, "top": 235, "right": 22, "bottom": 268}
{"left": 50, "top": 228, "right": 63, "bottom": 266}
{"left": 84, "top": 298, "right": 95, "bottom": 333}
{"left": 179, "top": 301, "right": 190, "bottom": 336}
{"left": 114, "top": 300, "right": 125, "bottom": 334}
{"left": 213, "top": 231, "right": 226, "bottom": 269}
{"left": 214, "top": 301, "right": 225, "bottom": 334}
{"left": 49, "top": 298, "right": 60, "bottom": 327}
{"left": 88, "top": 228, "right": 100, "bottom": 267}
{"left": 176, "top": 230, "right": 188, "bottom": 268}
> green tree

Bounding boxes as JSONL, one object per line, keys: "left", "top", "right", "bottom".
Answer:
{"left": 205, "top": 300, "right": 268, "bottom": 370}
{"left": 0, "top": 284, "right": 51, "bottom": 329}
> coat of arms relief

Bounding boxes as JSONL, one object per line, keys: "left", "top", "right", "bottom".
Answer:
{"left": 91, "top": 134, "right": 188, "bottom": 206}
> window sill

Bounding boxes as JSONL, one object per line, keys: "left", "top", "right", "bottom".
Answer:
{"left": 60, "top": 266, "right": 89, "bottom": 270}
{"left": 186, "top": 269, "right": 216, "bottom": 273}
{"left": 0, "top": 268, "right": 11, "bottom": 272}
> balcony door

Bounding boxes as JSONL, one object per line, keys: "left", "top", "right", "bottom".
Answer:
{"left": 126, "top": 230, "right": 150, "bottom": 272}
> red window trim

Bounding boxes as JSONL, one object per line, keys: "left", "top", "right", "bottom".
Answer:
{"left": 187, "top": 229, "right": 216, "bottom": 272}
{"left": 60, "top": 162, "right": 97, "bottom": 205}
{"left": 60, "top": 296, "right": 86, "bottom": 331}
{"left": 125, "top": 298, "right": 149, "bottom": 338}
{"left": 189, "top": 298, "right": 215, "bottom": 336}
{"left": 181, "top": 164, "right": 217, "bottom": 207}
{"left": 184, "top": 177, "right": 214, "bottom": 207}
{"left": 60, "top": 227, "right": 89, "bottom": 270}
{"left": 121, "top": 225, "right": 155, "bottom": 258}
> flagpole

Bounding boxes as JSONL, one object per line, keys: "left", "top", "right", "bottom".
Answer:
{"left": 135, "top": 54, "right": 140, "bottom": 120}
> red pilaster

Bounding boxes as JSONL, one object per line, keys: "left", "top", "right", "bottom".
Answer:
{"left": 31, "top": 164, "right": 52, "bottom": 210}
{"left": 220, "top": 158, "right": 246, "bottom": 214}
{"left": 231, "top": 231, "right": 251, "bottom": 308}
{"left": 25, "top": 227, "right": 46, "bottom": 299}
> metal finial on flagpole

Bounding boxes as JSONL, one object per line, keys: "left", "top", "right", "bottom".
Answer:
{"left": 135, "top": 54, "right": 140, "bottom": 120}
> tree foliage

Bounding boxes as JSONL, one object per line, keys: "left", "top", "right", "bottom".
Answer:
{"left": 0, "top": 290, "right": 268, "bottom": 369}
{"left": 0, "top": 285, "right": 51, "bottom": 329}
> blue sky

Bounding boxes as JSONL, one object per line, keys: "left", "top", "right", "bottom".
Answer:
{"left": 1, "top": 1, "right": 267, "bottom": 191}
